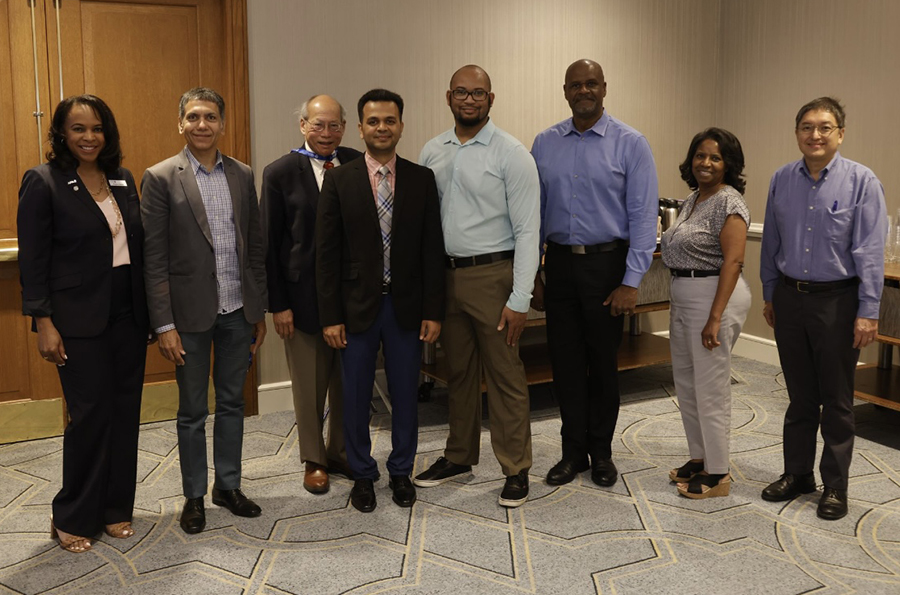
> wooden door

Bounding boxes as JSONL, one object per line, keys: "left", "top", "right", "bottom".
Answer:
{"left": 0, "top": 0, "right": 253, "bottom": 443}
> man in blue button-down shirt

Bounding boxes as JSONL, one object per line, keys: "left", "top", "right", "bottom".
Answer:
{"left": 531, "top": 59, "right": 658, "bottom": 489}
{"left": 759, "top": 97, "right": 886, "bottom": 521}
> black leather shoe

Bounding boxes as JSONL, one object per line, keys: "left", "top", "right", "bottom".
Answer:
{"left": 413, "top": 457, "right": 472, "bottom": 487}
{"left": 350, "top": 479, "right": 377, "bottom": 512}
{"left": 211, "top": 488, "right": 262, "bottom": 517}
{"left": 389, "top": 475, "right": 417, "bottom": 507}
{"left": 591, "top": 458, "right": 618, "bottom": 487}
{"left": 761, "top": 473, "right": 816, "bottom": 502}
{"left": 180, "top": 497, "right": 205, "bottom": 534}
{"left": 817, "top": 487, "right": 848, "bottom": 520}
{"left": 546, "top": 458, "right": 590, "bottom": 486}
{"left": 499, "top": 470, "right": 529, "bottom": 507}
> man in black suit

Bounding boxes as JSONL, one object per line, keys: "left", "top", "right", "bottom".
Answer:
{"left": 261, "top": 95, "right": 361, "bottom": 495}
{"left": 316, "top": 88, "right": 445, "bottom": 512}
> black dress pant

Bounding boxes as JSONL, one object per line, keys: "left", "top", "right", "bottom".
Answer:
{"left": 53, "top": 266, "right": 147, "bottom": 536}
{"left": 773, "top": 281, "right": 859, "bottom": 490}
{"left": 544, "top": 245, "right": 627, "bottom": 462}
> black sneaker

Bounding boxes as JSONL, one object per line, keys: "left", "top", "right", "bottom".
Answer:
{"left": 499, "top": 470, "right": 529, "bottom": 508}
{"left": 413, "top": 457, "right": 472, "bottom": 487}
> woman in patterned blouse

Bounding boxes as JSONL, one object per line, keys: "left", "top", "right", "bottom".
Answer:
{"left": 661, "top": 128, "right": 752, "bottom": 498}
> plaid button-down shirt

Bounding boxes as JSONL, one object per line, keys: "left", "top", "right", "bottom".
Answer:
{"left": 186, "top": 148, "right": 243, "bottom": 315}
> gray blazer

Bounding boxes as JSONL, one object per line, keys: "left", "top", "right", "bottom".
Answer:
{"left": 141, "top": 150, "right": 267, "bottom": 333}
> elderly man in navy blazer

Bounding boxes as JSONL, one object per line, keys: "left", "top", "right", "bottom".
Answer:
{"left": 316, "top": 88, "right": 445, "bottom": 512}
{"left": 261, "top": 95, "right": 361, "bottom": 494}
{"left": 142, "top": 87, "right": 268, "bottom": 534}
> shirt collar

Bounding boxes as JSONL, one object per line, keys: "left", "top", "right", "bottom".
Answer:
{"left": 365, "top": 152, "right": 397, "bottom": 177}
{"left": 184, "top": 147, "right": 223, "bottom": 174}
{"left": 442, "top": 118, "right": 496, "bottom": 147}
{"left": 562, "top": 110, "right": 610, "bottom": 137}
{"left": 797, "top": 151, "right": 842, "bottom": 177}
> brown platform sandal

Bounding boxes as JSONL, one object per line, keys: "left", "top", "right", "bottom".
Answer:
{"left": 669, "top": 460, "right": 704, "bottom": 483}
{"left": 50, "top": 519, "right": 92, "bottom": 553}
{"left": 105, "top": 522, "right": 135, "bottom": 538}
{"left": 677, "top": 472, "right": 731, "bottom": 499}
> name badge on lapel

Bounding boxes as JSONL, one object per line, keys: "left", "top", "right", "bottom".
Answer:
{"left": 109, "top": 179, "right": 127, "bottom": 187}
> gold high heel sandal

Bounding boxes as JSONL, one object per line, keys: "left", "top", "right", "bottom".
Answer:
{"left": 50, "top": 519, "right": 92, "bottom": 553}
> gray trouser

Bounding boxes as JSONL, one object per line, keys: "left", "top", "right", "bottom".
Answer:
{"left": 669, "top": 276, "right": 751, "bottom": 474}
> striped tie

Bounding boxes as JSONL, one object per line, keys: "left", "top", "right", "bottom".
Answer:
{"left": 376, "top": 165, "right": 393, "bottom": 284}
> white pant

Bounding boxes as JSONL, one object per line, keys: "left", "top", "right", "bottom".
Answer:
{"left": 669, "top": 275, "right": 751, "bottom": 474}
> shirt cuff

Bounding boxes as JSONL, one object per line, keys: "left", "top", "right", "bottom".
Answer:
{"left": 506, "top": 294, "right": 531, "bottom": 314}
{"left": 858, "top": 301, "right": 881, "bottom": 320}
{"left": 621, "top": 270, "right": 644, "bottom": 289}
{"left": 155, "top": 323, "right": 176, "bottom": 334}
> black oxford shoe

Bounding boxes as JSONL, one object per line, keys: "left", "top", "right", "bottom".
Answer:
{"left": 546, "top": 458, "right": 590, "bottom": 486}
{"left": 212, "top": 488, "right": 262, "bottom": 517}
{"left": 591, "top": 458, "right": 618, "bottom": 487}
{"left": 389, "top": 475, "right": 417, "bottom": 507}
{"left": 180, "top": 497, "right": 205, "bottom": 534}
{"left": 350, "top": 479, "right": 377, "bottom": 513}
{"left": 761, "top": 473, "right": 816, "bottom": 502}
{"left": 817, "top": 487, "right": 848, "bottom": 520}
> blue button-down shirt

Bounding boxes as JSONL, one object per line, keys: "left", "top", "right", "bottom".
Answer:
{"left": 760, "top": 152, "right": 886, "bottom": 319}
{"left": 419, "top": 119, "right": 540, "bottom": 313}
{"left": 531, "top": 112, "right": 659, "bottom": 288}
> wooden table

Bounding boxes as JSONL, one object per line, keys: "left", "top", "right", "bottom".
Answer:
{"left": 854, "top": 262, "right": 900, "bottom": 410}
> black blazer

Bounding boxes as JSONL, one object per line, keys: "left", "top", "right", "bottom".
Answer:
{"left": 262, "top": 147, "right": 361, "bottom": 334}
{"left": 17, "top": 163, "right": 149, "bottom": 337}
{"left": 316, "top": 155, "right": 446, "bottom": 334}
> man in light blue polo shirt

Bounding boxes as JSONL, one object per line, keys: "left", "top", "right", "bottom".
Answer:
{"left": 415, "top": 65, "right": 540, "bottom": 508}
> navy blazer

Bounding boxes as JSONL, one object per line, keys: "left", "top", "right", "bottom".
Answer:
{"left": 17, "top": 163, "right": 149, "bottom": 337}
{"left": 315, "top": 155, "right": 446, "bottom": 334}
{"left": 262, "top": 146, "right": 362, "bottom": 334}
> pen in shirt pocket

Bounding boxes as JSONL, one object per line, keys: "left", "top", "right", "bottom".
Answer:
{"left": 831, "top": 201, "right": 838, "bottom": 212}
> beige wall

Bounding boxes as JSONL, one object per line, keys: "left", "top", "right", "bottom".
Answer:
{"left": 248, "top": 0, "right": 896, "bottom": 385}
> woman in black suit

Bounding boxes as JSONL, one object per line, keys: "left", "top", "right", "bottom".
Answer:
{"left": 18, "top": 95, "right": 150, "bottom": 552}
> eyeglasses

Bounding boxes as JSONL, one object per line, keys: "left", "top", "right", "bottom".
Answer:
{"left": 304, "top": 120, "right": 343, "bottom": 133}
{"left": 797, "top": 124, "right": 839, "bottom": 136}
{"left": 450, "top": 88, "right": 489, "bottom": 101}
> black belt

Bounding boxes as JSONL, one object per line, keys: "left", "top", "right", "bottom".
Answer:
{"left": 547, "top": 239, "right": 629, "bottom": 254}
{"left": 445, "top": 250, "right": 514, "bottom": 269}
{"left": 781, "top": 275, "right": 858, "bottom": 293}
{"left": 382, "top": 283, "right": 391, "bottom": 294}
{"left": 671, "top": 269, "right": 719, "bottom": 278}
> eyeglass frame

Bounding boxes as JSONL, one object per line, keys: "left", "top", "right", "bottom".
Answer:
{"left": 302, "top": 119, "right": 344, "bottom": 133}
{"left": 796, "top": 123, "right": 841, "bottom": 136}
{"left": 450, "top": 87, "right": 490, "bottom": 101}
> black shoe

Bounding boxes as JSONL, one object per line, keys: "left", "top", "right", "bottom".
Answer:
{"left": 499, "top": 470, "right": 529, "bottom": 507}
{"left": 761, "top": 473, "right": 816, "bottom": 502}
{"left": 591, "top": 458, "right": 618, "bottom": 487}
{"left": 350, "top": 479, "right": 377, "bottom": 512}
{"left": 817, "top": 487, "right": 848, "bottom": 520}
{"left": 389, "top": 475, "right": 417, "bottom": 507}
{"left": 211, "top": 488, "right": 262, "bottom": 517}
{"left": 413, "top": 457, "right": 472, "bottom": 487}
{"left": 180, "top": 497, "right": 205, "bottom": 534}
{"left": 546, "top": 458, "right": 590, "bottom": 486}
{"left": 326, "top": 459, "right": 355, "bottom": 480}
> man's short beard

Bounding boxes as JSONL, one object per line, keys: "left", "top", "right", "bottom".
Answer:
{"left": 455, "top": 113, "right": 487, "bottom": 126}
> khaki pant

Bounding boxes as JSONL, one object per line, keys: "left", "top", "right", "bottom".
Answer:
{"left": 441, "top": 260, "right": 532, "bottom": 476}
{"left": 284, "top": 329, "right": 346, "bottom": 467}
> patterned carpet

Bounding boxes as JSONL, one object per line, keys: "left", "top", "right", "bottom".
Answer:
{"left": 2, "top": 357, "right": 900, "bottom": 595}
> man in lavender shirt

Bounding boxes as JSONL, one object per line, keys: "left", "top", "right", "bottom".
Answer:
{"left": 531, "top": 59, "right": 658, "bottom": 488}
{"left": 760, "top": 97, "right": 886, "bottom": 520}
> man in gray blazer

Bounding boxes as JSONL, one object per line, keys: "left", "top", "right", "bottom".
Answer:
{"left": 141, "top": 87, "right": 268, "bottom": 534}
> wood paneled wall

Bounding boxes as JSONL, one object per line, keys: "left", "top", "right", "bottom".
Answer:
{"left": 248, "top": 0, "right": 897, "bottom": 384}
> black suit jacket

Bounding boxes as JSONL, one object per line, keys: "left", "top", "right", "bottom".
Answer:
{"left": 261, "top": 147, "right": 361, "bottom": 334}
{"left": 316, "top": 155, "right": 445, "bottom": 333}
{"left": 17, "top": 164, "right": 149, "bottom": 337}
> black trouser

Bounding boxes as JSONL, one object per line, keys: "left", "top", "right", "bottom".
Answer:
{"left": 773, "top": 281, "right": 859, "bottom": 490}
{"left": 53, "top": 266, "right": 147, "bottom": 536}
{"left": 544, "top": 245, "right": 627, "bottom": 462}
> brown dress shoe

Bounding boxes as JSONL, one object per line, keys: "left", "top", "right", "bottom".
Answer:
{"left": 304, "top": 462, "right": 330, "bottom": 494}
